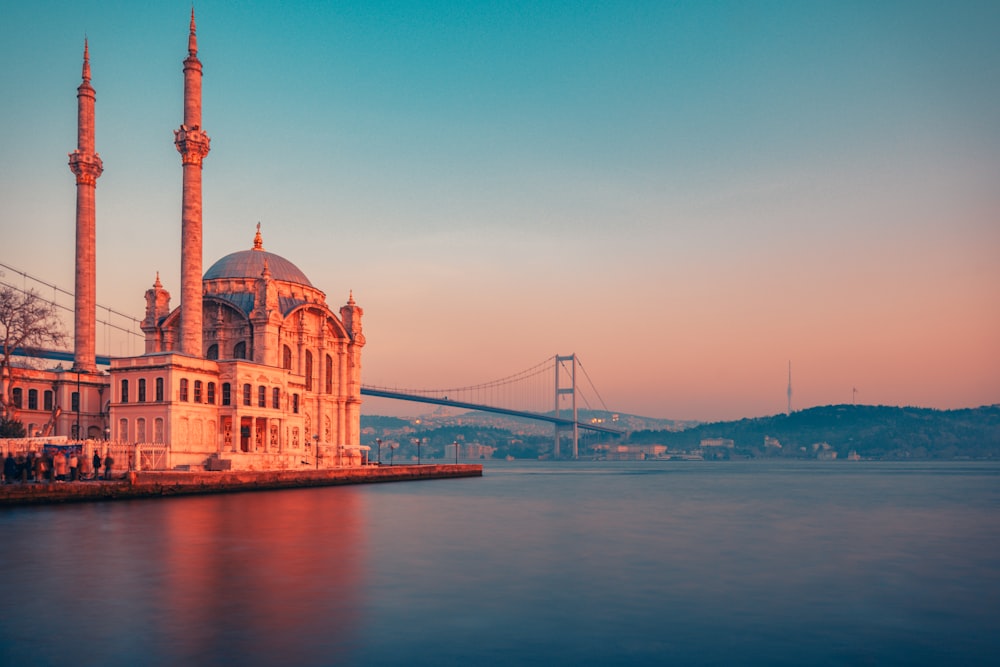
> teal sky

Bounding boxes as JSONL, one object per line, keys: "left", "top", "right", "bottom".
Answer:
{"left": 1, "top": 1, "right": 998, "bottom": 421}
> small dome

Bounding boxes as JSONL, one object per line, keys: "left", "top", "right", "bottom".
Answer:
{"left": 204, "top": 249, "right": 313, "bottom": 287}
{"left": 203, "top": 224, "right": 314, "bottom": 287}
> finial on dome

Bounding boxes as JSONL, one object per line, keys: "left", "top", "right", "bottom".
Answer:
{"left": 252, "top": 222, "right": 264, "bottom": 251}
{"left": 188, "top": 6, "right": 198, "bottom": 56}
{"left": 261, "top": 257, "right": 272, "bottom": 279}
{"left": 82, "top": 38, "right": 91, "bottom": 83}
{"left": 154, "top": 271, "right": 162, "bottom": 288}
{"left": 348, "top": 290, "right": 356, "bottom": 305}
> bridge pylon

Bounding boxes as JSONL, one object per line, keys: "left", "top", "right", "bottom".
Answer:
{"left": 554, "top": 354, "right": 579, "bottom": 459}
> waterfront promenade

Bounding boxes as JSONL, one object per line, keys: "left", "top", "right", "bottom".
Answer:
{"left": 0, "top": 464, "right": 483, "bottom": 506}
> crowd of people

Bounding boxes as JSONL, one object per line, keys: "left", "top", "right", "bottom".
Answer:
{"left": 2, "top": 449, "right": 116, "bottom": 484}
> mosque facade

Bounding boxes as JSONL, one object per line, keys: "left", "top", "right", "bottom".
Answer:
{"left": 4, "top": 13, "right": 367, "bottom": 470}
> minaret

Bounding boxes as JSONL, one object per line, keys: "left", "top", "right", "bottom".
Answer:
{"left": 174, "top": 9, "right": 211, "bottom": 356}
{"left": 68, "top": 40, "right": 103, "bottom": 373}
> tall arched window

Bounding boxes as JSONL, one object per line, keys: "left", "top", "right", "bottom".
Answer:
{"left": 207, "top": 382, "right": 216, "bottom": 404}
{"left": 243, "top": 384, "right": 252, "bottom": 406}
{"left": 28, "top": 389, "right": 38, "bottom": 410}
{"left": 305, "top": 350, "right": 314, "bottom": 391}
{"left": 234, "top": 341, "right": 247, "bottom": 359}
{"left": 121, "top": 379, "right": 129, "bottom": 403}
{"left": 11, "top": 388, "right": 22, "bottom": 408}
{"left": 155, "top": 377, "right": 164, "bottom": 402}
{"left": 194, "top": 380, "right": 203, "bottom": 403}
{"left": 207, "top": 344, "right": 219, "bottom": 360}
{"left": 180, "top": 379, "right": 189, "bottom": 402}
{"left": 283, "top": 345, "right": 292, "bottom": 370}
{"left": 222, "top": 383, "right": 231, "bottom": 406}
{"left": 325, "top": 354, "right": 334, "bottom": 394}
{"left": 258, "top": 385, "right": 266, "bottom": 408}
{"left": 138, "top": 378, "right": 147, "bottom": 402}
{"left": 44, "top": 390, "right": 53, "bottom": 411}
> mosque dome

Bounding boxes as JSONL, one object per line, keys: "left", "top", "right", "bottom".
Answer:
{"left": 203, "top": 225, "right": 314, "bottom": 287}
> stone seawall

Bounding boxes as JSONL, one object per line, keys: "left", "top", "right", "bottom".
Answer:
{"left": 0, "top": 464, "right": 483, "bottom": 506}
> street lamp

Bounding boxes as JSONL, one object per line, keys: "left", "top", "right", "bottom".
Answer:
{"left": 453, "top": 440, "right": 459, "bottom": 465}
{"left": 389, "top": 441, "right": 398, "bottom": 466}
{"left": 414, "top": 438, "right": 423, "bottom": 465}
{"left": 313, "top": 434, "right": 320, "bottom": 469}
{"left": 376, "top": 438, "right": 382, "bottom": 465}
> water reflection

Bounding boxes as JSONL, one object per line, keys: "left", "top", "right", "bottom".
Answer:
{"left": 0, "top": 487, "right": 366, "bottom": 667}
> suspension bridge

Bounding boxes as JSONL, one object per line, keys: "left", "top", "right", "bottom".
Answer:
{"left": 3, "top": 263, "right": 622, "bottom": 457}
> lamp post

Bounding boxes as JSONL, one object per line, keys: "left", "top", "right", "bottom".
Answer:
{"left": 313, "top": 434, "right": 320, "bottom": 469}
{"left": 414, "top": 438, "right": 423, "bottom": 465}
{"left": 376, "top": 438, "right": 382, "bottom": 465}
{"left": 453, "top": 440, "right": 459, "bottom": 465}
{"left": 389, "top": 441, "right": 398, "bottom": 466}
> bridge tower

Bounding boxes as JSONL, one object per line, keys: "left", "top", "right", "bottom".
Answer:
{"left": 553, "top": 354, "right": 579, "bottom": 459}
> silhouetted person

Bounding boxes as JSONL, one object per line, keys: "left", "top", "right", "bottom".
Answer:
{"left": 93, "top": 451, "right": 102, "bottom": 481}
{"left": 3, "top": 452, "right": 15, "bottom": 484}
{"left": 103, "top": 453, "right": 114, "bottom": 480}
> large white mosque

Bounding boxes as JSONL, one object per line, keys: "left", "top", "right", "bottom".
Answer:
{"left": 4, "top": 12, "right": 367, "bottom": 470}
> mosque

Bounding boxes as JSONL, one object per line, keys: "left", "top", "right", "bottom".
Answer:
{"left": 4, "top": 13, "right": 367, "bottom": 469}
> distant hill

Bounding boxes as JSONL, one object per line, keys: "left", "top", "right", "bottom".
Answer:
{"left": 628, "top": 404, "right": 1000, "bottom": 459}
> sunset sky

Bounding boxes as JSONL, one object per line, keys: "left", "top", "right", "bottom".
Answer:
{"left": 1, "top": 1, "right": 997, "bottom": 422}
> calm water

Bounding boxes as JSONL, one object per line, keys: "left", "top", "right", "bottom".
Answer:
{"left": 1, "top": 460, "right": 998, "bottom": 666}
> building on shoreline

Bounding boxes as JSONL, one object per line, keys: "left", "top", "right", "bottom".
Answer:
{"left": 4, "top": 12, "right": 366, "bottom": 471}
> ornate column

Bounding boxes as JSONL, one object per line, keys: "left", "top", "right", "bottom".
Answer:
{"left": 174, "top": 10, "right": 210, "bottom": 356}
{"left": 68, "top": 40, "right": 103, "bottom": 373}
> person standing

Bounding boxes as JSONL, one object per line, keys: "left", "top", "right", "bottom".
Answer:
{"left": 103, "top": 452, "right": 114, "bottom": 480}
{"left": 69, "top": 451, "right": 79, "bottom": 482}
{"left": 93, "top": 451, "right": 102, "bottom": 481}
{"left": 3, "top": 452, "right": 16, "bottom": 484}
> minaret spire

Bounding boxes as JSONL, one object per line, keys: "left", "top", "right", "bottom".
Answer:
{"left": 68, "top": 39, "right": 103, "bottom": 373}
{"left": 174, "top": 9, "right": 211, "bottom": 356}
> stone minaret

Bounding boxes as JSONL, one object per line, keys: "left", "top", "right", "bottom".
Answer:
{"left": 68, "top": 40, "right": 103, "bottom": 373}
{"left": 174, "top": 10, "right": 211, "bottom": 356}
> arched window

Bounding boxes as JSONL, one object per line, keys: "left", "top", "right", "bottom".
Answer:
{"left": 118, "top": 418, "right": 128, "bottom": 441}
{"left": 325, "top": 354, "right": 334, "bottom": 394}
{"left": 258, "top": 385, "right": 266, "bottom": 408}
{"left": 180, "top": 378, "right": 189, "bottom": 402}
{"left": 194, "top": 380, "right": 203, "bottom": 403}
{"left": 305, "top": 350, "right": 314, "bottom": 391}
{"left": 43, "top": 390, "right": 53, "bottom": 411}
{"left": 207, "top": 382, "right": 216, "bottom": 404}
{"left": 138, "top": 378, "right": 147, "bottom": 402}
{"left": 292, "top": 393, "right": 300, "bottom": 414}
{"left": 283, "top": 345, "right": 292, "bottom": 370}
{"left": 121, "top": 379, "right": 129, "bottom": 403}
{"left": 272, "top": 387, "right": 280, "bottom": 409}
{"left": 222, "top": 383, "right": 231, "bottom": 406}
{"left": 154, "top": 418, "right": 164, "bottom": 443}
{"left": 28, "top": 389, "right": 38, "bottom": 410}
{"left": 243, "top": 384, "right": 252, "bottom": 406}
{"left": 137, "top": 418, "right": 146, "bottom": 443}
{"left": 11, "top": 388, "right": 22, "bottom": 408}
{"left": 206, "top": 344, "right": 219, "bottom": 360}
{"left": 234, "top": 341, "right": 247, "bottom": 359}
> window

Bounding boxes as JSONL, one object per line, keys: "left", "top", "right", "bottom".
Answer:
{"left": 272, "top": 387, "right": 280, "bottom": 409}
{"left": 155, "top": 377, "right": 164, "bottom": 402}
{"left": 44, "top": 390, "right": 53, "bottom": 411}
{"left": 28, "top": 389, "right": 38, "bottom": 410}
{"left": 283, "top": 345, "right": 292, "bottom": 370}
{"left": 292, "top": 393, "right": 300, "bottom": 414}
{"left": 180, "top": 378, "right": 189, "bottom": 402}
{"left": 305, "top": 350, "right": 314, "bottom": 391}
{"left": 11, "top": 388, "right": 22, "bottom": 409}
{"left": 121, "top": 379, "right": 129, "bottom": 403}
{"left": 207, "top": 344, "right": 219, "bottom": 360}
{"left": 234, "top": 341, "right": 247, "bottom": 359}
{"left": 118, "top": 418, "right": 128, "bottom": 441}
{"left": 138, "top": 378, "right": 147, "bottom": 402}
{"left": 222, "top": 382, "right": 231, "bottom": 406}
{"left": 325, "top": 354, "right": 334, "bottom": 394}
{"left": 194, "top": 380, "right": 203, "bottom": 403}
{"left": 258, "top": 385, "right": 266, "bottom": 408}
{"left": 207, "top": 382, "right": 216, "bottom": 404}
{"left": 71, "top": 392, "right": 79, "bottom": 412}
{"left": 243, "top": 384, "right": 251, "bottom": 406}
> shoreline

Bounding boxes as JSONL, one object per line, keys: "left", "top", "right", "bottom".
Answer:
{"left": 0, "top": 464, "right": 484, "bottom": 506}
